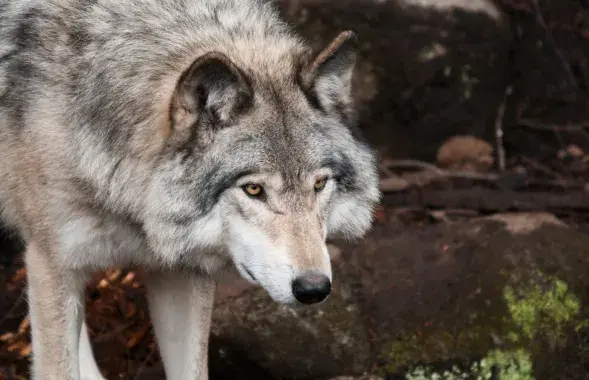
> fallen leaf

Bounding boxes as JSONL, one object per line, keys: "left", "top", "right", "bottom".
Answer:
{"left": 18, "top": 316, "right": 30, "bottom": 334}
{"left": 125, "top": 302, "right": 137, "bottom": 319}
{"left": 0, "top": 332, "right": 14, "bottom": 342}
{"left": 122, "top": 272, "right": 136, "bottom": 285}
{"left": 126, "top": 323, "right": 151, "bottom": 349}
{"left": 98, "top": 278, "right": 110, "bottom": 289}
{"left": 7, "top": 340, "right": 26, "bottom": 353}
{"left": 107, "top": 269, "right": 122, "bottom": 283}
{"left": 11, "top": 268, "right": 27, "bottom": 283}
{"left": 19, "top": 344, "right": 32, "bottom": 357}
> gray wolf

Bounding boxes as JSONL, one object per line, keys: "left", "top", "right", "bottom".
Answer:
{"left": 0, "top": 0, "right": 380, "bottom": 378}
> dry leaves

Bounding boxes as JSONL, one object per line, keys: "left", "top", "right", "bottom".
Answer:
{"left": 125, "top": 321, "right": 152, "bottom": 349}
{"left": 1, "top": 265, "right": 158, "bottom": 379}
{"left": 2, "top": 315, "right": 31, "bottom": 361}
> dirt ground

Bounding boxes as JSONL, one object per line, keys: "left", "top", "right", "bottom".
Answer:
{"left": 3, "top": 0, "right": 589, "bottom": 379}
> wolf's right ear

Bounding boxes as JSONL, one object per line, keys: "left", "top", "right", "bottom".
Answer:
{"left": 300, "top": 31, "right": 358, "bottom": 122}
{"left": 170, "top": 52, "right": 252, "bottom": 139}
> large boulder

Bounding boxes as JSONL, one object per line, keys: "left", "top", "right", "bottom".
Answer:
{"left": 209, "top": 212, "right": 589, "bottom": 380}
{"left": 275, "top": 0, "right": 511, "bottom": 161}
{"left": 211, "top": 270, "right": 371, "bottom": 379}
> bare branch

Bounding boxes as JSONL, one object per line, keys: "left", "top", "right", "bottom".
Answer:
{"left": 495, "top": 85, "right": 511, "bottom": 172}
{"left": 517, "top": 118, "right": 589, "bottom": 132}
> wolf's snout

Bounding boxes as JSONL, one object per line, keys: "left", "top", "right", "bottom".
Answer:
{"left": 291, "top": 272, "right": 331, "bottom": 304}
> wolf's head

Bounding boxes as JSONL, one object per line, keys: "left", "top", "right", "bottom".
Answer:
{"left": 145, "top": 31, "right": 380, "bottom": 305}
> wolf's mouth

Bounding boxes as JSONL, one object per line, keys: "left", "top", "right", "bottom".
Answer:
{"left": 239, "top": 263, "right": 257, "bottom": 282}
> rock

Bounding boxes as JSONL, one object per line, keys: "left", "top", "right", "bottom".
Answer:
{"left": 484, "top": 212, "right": 568, "bottom": 235}
{"left": 275, "top": 0, "right": 511, "bottom": 161}
{"left": 436, "top": 135, "right": 495, "bottom": 172}
{"left": 566, "top": 144, "right": 584, "bottom": 158}
{"left": 398, "top": 0, "right": 502, "bottom": 21}
{"left": 208, "top": 211, "right": 589, "bottom": 379}
{"left": 558, "top": 144, "right": 585, "bottom": 160}
{"left": 340, "top": 212, "right": 589, "bottom": 379}
{"left": 210, "top": 273, "right": 371, "bottom": 379}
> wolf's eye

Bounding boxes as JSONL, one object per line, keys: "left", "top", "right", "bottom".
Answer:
{"left": 243, "top": 183, "right": 264, "bottom": 198}
{"left": 314, "top": 177, "right": 328, "bottom": 192}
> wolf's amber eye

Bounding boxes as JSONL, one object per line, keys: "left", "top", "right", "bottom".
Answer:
{"left": 243, "top": 184, "right": 263, "bottom": 197}
{"left": 314, "top": 177, "right": 327, "bottom": 192}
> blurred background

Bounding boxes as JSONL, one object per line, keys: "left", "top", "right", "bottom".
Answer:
{"left": 2, "top": 0, "right": 589, "bottom": 379}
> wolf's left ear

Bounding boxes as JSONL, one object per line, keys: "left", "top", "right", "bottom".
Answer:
{"left": 170, "top": 52, "right": 252, "bottom": 139}
{"left": 301, "top": 31, "right": 358, "bottom": 121}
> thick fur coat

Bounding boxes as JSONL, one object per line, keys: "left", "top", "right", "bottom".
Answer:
{"left": 0, "top": 0, "right": 380, "bottom": 378}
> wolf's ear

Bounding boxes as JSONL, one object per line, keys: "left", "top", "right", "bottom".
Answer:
{"left": 301, "top": 31, "right": 358, "bottom": 121}
{"left": 170, "top": 52, "right": 252, "bottom": 138}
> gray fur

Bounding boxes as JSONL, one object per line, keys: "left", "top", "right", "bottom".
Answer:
{"left": 0, "top": 0, "right": 380, "bottom": 378}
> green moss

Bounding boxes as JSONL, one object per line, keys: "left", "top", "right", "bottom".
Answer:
{"left": 404, "top": 364, "right": 471, "bottom": 380}
{"left": 379, "top": 321, "right": 510, "bottom": 374}
{"left": 403, "top": 348, "right": 534, "bottom": 380}
{"left": 476, "top": 349, "right": 534, "bottom": 380}
{"left": 503, "top": 272, "right": 580, "bottom": 341}
{"left": 379, "top": 271, "right": 582, "bottom": 378}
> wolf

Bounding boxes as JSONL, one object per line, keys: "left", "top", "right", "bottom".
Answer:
{"left": 0, "top": 0, "right": 380, "bottom": 378}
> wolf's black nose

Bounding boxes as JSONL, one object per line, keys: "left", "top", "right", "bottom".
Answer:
{"left": 292, "top": 272, "right": 331, "bottom": 304}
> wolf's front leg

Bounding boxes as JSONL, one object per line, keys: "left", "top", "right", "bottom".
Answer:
{"left": 26, "top": 242, "right": 85, "bottom": 380}
{"left": 145, "top": 271, "right": 215, "bottom": 380}
{"left": 79, "top": 322, "right": 106, "bottom": 380}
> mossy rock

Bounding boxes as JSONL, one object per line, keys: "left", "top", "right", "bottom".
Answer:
{"left": 209, "top": 213, "right": 589, "bottom": 380}
{"left": 359, "top": 214, "right": 589, "bottom": 379}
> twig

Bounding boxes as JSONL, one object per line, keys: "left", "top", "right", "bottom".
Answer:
{"left": 379, "top": 158, "right": 585, "bottom": 192}
{"left": 378, "top": 163, "right": 397, "bottom": 177}
{"left": 530, "top": 0, "right": 578, "bottom": 89}
{"left": 392, "top": 207, "right": 479, "bottom": 217}
{"left": 0, "top": 290, "right": 26, "bottom": 328}
{"left": 381, "top": 159, "right": 445, "bottom": 175}
{"left": 516, "top": 118, "right": 589, "bottom": 132}
{"left": 520, "top": 156, "right": 569, "bottom": 184}
{"left": 380, "top": 176, "right": 410, "bottom": 192}
{"left": 381, "top": 159, "right": 500, "bottom": 180}
{"left": 379, "top": 159, "right": 499, "bottom": 192}
{"left": 428, "top": 209, "right": 481, "bottom": 222}
{"left": 495, "top": 85, "right": 511, "bottom": 172}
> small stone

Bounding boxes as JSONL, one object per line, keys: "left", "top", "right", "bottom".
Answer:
{"left": 566, "top": 144, "right": 584, "bottom": 158}
{"left": 436, "top": 135, "right": 494, "bottom": 172}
